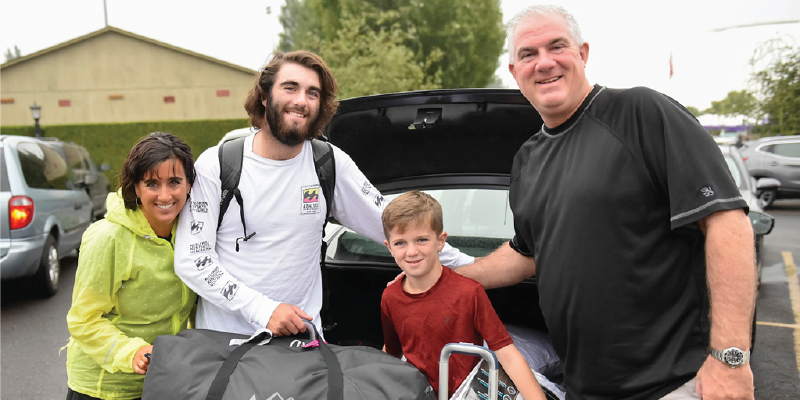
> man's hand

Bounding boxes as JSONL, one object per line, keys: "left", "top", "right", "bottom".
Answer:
{"left": 267, "top": 303, "right": 312, "bottom": 336}
{"left": 386, "top": 272, "right": 405, "bottom": 287}
{"left": 696, "top": 356, "right": 754, "bottom": 400}
{"left": 133, "top": 345, "right": 153, "bottom": 375}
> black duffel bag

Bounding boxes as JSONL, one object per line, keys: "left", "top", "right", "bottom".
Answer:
{"left": 142, "top": 324, "right": 435, "bottom": 400}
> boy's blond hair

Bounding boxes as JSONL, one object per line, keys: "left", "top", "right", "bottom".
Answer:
{"left": 382, "top": 191, "right": 444, "bottom": 239}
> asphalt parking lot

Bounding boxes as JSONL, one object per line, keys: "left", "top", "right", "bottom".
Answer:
{"left": 750, "top": 199, "right": 800, "bottom": 399}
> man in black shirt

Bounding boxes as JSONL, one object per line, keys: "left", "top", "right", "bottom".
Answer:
{"left": 457, "top": 5, "right": 755, "bottom": 400}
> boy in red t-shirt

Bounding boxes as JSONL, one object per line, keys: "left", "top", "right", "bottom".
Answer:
{"left": 380, "top": 191, "right": 546, "bottom": 400}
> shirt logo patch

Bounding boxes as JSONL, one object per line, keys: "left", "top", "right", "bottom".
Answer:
{"left": 190, "top": 241, "right": 211, "bottom": 254}
{"left": 701, "top": 186, "right": 715, "bottom": 197}
{"left": 301, "top": 185, "right": 321, "bottom": 215}
{"left": 374, "top": 194, "right": 385, "bottom": 208}
{"left": 205, "top": 267, "right": 223, "bottom": 287}
{"left": 191, "top": 201, "right": 208, "bottom": 213}
{"left": 194, "top": 255, "right": 213, "bottom": 271}
{"left": 361, "top": 181, "right": 372, "bottom": 196}
{"left": 221, "top": 281, "right": 239, "bottom": 301}
{"left": 191, "top": 220, "right": 204, "bottom": 235}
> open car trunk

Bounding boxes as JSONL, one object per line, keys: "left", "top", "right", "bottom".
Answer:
{"left": 320, "top": 89, "right": 547, "bottom": 348}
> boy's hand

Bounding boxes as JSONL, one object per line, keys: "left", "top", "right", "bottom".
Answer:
{"left": 268, "top": 303, "right": 311, "bottom": 336}
{"left": 387, "top": 272, "right": 405, "bottom": 287}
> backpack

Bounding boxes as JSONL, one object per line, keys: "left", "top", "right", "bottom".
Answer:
{"left": 216, "top": 135, "right": 337, "bottom": 329}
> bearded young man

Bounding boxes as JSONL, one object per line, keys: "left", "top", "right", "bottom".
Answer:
{"left": 174, "top": 51, "right": 472, "bottom": 337}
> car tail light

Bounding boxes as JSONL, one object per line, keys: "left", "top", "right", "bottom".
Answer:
{"left": 9, "top": 196, "right": 34, "bottom": 230}
{"left": 742, "top": 157, "right": 748, "bottom": 162}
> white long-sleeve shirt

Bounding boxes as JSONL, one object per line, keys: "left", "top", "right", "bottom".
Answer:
{"left": 175, "top": 134, "right": 473, "bottom": 334}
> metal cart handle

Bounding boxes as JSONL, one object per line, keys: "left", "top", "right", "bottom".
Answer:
{"left": 439, "top": 343, "right": 499, "bottom": 400}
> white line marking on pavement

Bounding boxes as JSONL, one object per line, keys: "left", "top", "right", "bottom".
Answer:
{"left": 782, "top": 251, "right": 800, "bottom": 384}
{"left": 756, "top": 321, "right": 800, "bottom": 329}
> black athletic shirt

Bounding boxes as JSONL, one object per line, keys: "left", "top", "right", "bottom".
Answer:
{"left": 509, "top": 85, "right": 747, "bottom": 400}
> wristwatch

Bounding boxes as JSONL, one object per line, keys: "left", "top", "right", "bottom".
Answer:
{"left": 709, "top": 347, "right": 750, "bottom": 368}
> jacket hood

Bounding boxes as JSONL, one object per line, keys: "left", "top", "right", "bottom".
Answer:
{"left": 104, "top": 190, "right": 175, "bottom": 239}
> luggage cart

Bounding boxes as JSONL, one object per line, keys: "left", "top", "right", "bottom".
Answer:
{"left": 439, "top": 343, "right": 500, "bottom": 400}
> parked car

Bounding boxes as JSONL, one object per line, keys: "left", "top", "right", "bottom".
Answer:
{"left": 41, "top": 138, "right": 111, "bottom": 220}
{"left": 713, "top": 130, "right": 742, "bottom": 146}
{"left": 1, "top": 135, "right": 94, "bottom": 296}
{"left": 738, "top": 135, "right": 800, "bottom": 208}
{"left": 717, "top": 144, "right": 775, "bottom": 285}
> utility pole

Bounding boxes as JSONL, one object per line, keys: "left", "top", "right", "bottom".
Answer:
{"left": 267, "top": 5, "right": 274, "bottom": 55}
{"left": 104, "top": 0, "right": 108, "bottom": 27}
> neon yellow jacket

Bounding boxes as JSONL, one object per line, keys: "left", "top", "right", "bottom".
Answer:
{"left": 66, "top": 191, "right": 196, "bottom": 399}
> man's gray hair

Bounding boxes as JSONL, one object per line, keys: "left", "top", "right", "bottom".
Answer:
{"left": 506, "top": 5, "right": 584, "bottom": 64}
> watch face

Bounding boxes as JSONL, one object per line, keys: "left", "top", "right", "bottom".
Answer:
{"left": 724, "top": 349, "right": 744, "bottom": 365}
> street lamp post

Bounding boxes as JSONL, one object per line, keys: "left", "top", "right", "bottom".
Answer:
{"left": 30, "top": 102, "right": 42, "bottom": 138}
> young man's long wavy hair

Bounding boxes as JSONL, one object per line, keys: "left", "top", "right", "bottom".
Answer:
{"left": 244, "top": 51, "right": 339, "bottom": 139}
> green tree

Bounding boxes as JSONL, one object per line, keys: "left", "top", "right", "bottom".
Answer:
{"left": 278, "top": 0, "right": 504, "bottom": 91}
{"left": 4, "top": 45, "right": 21, "bottom": 62}
{"left": 750, "top": 38, "right": 800, "bottom": 136}
{"left": 319, "top": 9, "right": 443, "bottom": 99}
{"left": 703, "top": 90, "right": 757, "bottom": 124}
{"left": 685, "top": 106, "right": 702, "bottom": 117}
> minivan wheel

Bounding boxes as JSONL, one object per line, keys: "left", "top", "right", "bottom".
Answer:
{"left": 757, "top": 189, "right": 776, "bottom": 209}
{"left": 35, "top": 235, "right": 60, "bottom": 297}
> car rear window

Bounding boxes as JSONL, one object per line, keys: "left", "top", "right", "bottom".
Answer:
{"left": 16, "top": 142, "right": 73, "bottom": 190}
{"left": 327, "top": 188, "right": 514, "bottom": 262}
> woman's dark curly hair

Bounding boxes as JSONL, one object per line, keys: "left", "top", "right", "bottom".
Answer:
{"left": 243, "top": 50, "right": 339, "bottom": 138}
{"left": 118, "top": 132, "right": 195, "bottom": 210}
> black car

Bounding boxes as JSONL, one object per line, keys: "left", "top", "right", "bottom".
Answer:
{"left": 321, "top": 89, "right": 547, "bottom": 348}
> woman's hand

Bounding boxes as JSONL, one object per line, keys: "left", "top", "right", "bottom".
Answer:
{"left": 133, "top": 345, "right": 153, "bottom": 375}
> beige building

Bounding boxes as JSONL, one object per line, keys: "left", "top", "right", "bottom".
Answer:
{"left": 1, "top": 26, "right": 257, "bottom": 126}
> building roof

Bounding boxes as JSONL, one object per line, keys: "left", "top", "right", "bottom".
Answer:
{"left": 0, "top": 26, "right": 256, "bottom": 75}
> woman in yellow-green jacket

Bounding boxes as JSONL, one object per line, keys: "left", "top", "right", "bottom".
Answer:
{"left": 66, "top": 132, "right": 197, "bottom": 400}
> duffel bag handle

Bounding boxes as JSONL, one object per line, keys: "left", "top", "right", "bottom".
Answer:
{"left": 205, "top": 320, "right": 343, "bottom": 400}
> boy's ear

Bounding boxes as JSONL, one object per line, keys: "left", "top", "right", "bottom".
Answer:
{"left": 384, "top": 239, "right": 392, "bottom": 253}
{"left": 437, "top": 231, "right": 448, "bottom": 252}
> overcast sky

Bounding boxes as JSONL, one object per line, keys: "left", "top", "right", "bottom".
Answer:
{"left": 1, "top": 0, "right": 799, "bottom": 117}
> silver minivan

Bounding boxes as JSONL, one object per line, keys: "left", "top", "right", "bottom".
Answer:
{"left": 0, "top": 135, "right": 93, "bottom": 296}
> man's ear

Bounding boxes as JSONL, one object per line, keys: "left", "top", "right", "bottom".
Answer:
{"left": 580, "top": 42, "right": 590, "bottom": 66}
